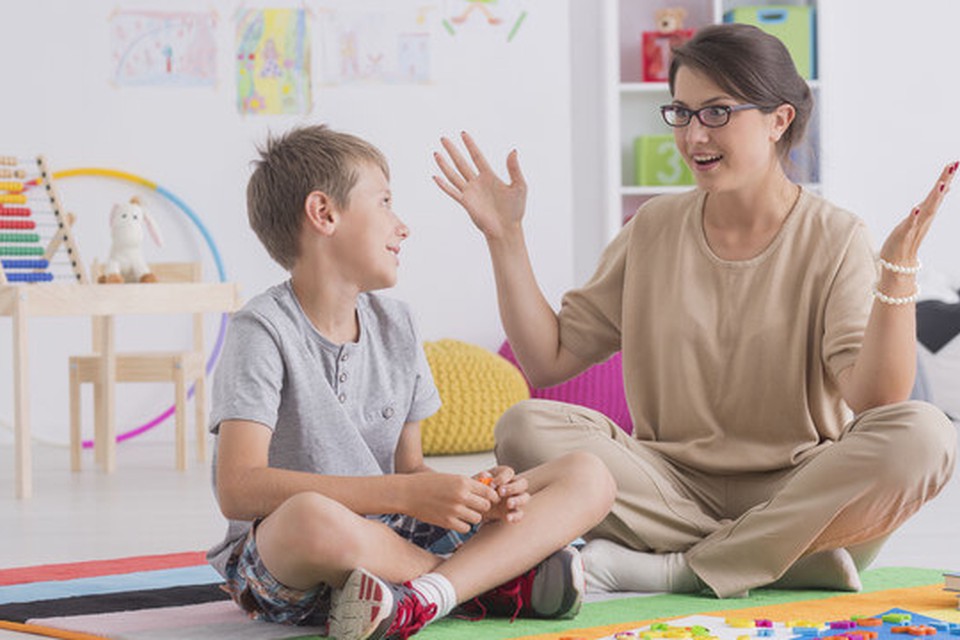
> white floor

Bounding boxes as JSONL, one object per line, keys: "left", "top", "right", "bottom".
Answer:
{"left": 1, "top": 433, "right": 959, "bottom": 637}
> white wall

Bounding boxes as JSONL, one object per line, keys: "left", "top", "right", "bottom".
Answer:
{"left": 569, "top": 0, "right": 607, "bottom": 285}
{"left": 819, "top": 0, "right": 960, "bottom": 278}
{"left": 0, "top": 0, "right": 573, "bottom": 445}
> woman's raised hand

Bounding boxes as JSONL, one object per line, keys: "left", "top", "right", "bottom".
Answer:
{"left": 433, "top": 132, "right": 527, "bottom": 241}
{"left": 879, "top": 160, "right": 958, "bottom": 266}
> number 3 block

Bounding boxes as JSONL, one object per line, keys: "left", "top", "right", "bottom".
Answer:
{"left": 634, "top": 135, "right": 695, "bottom": 186}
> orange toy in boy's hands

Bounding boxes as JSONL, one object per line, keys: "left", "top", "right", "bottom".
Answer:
{"left": 475, "top": 465, "right": 530, "bottom": 524}
{"left": 403, "top": 472, "right": 499, "bottom": 534}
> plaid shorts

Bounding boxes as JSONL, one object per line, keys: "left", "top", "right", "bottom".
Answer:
{"left": 222, "top": 514, "right": 476, "bottom": 626}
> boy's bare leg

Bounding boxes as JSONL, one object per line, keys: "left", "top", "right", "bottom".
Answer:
{"left": 254, "top": 450, "right": 613, "bottom": 601}
{"left": 434, "top": 451, "right": 615, "bottom": 600}
{"left": 255, "top": 492, "right": 443, "bottom": 591}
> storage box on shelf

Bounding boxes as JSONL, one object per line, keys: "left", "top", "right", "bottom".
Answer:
{"left": 642, "top": 29, "right": 695, "bottom": 82}
{"left": 724, "top": 5, "right": 815, "bottom": 79}
{"left": 604, "top": 0, "right": 820, "bottom": 237}
{"left": 634, "top": 134, "right": 695, "bottom": 187}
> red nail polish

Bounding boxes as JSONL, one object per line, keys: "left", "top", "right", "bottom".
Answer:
{"left": 913, "top": 208, "right": 920, "bottom": 216}
{"left": 951, "top": 165, "right": 957, "bottom": 175}
{"left": 940, "top": 183, "right": 946, "bottom": 192}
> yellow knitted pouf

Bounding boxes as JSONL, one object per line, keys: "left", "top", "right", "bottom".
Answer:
{"left": 421, "top": 339, "right": 530, "bottom": 455}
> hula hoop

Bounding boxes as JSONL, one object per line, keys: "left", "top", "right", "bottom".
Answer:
{"left": 53, "top": 168, "right": 229, "bottom": 448}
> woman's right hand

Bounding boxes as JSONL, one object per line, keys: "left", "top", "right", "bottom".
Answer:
{"left": 433, "top": 131, "right": 585, "bottom": 388}
{"left": 433, "top": 131, "right": 527, "bottom": 242}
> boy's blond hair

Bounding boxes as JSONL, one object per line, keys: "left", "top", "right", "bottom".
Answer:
{"left": 246, "top": 125, "right": 390, "bottom": 270}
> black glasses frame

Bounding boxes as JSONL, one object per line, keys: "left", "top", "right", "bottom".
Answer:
{"left": 660, "top": 103, "right": 761, "bottom": 128}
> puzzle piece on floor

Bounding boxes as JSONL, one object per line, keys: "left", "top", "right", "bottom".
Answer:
{"left": 596, "top": 609, "right": 960, "bottom": 640}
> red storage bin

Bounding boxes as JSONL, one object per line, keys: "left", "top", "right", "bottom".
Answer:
{"left": 642, "top": 29, "right": 694, "bottom": 82}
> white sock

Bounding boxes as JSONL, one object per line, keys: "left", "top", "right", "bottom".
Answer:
{"left": 770, "top": 548, "right": 862, "bottom": 592}
{"left": 408, "top": 572, "right": 458, "bottom": 620}
{"left": 581, "top": 538, "right": 700, "bottom": 594}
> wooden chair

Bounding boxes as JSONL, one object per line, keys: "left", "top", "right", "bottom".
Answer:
{"left": 69, "top": 262, "right": 208, "bottom": 472}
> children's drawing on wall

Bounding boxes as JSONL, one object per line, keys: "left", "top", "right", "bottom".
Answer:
{"left": 452, "top": 0, "right": 502, "bottom": 25}
{"left": 318, "top": 4, "right": 435, "bottom": 85}
{"left": 235, "top": 8, "right": 312, "bottom": 115}
{"left": 110, "top": 10, "right": 217, "bottom": 87}
{"left": 441, "top": 0, "right": 527, "bottom": 42}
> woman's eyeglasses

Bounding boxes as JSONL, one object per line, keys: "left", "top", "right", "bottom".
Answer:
{"left": 660, "top": 104, "right": 761, "bottom": 128}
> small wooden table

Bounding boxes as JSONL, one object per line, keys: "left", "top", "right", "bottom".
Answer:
{"left": 1, "top": 282, "right": 240, "bottom": 498}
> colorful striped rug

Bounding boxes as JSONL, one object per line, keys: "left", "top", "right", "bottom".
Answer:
{"left": 1, "top": 553, "right": 957, "bottom": 639}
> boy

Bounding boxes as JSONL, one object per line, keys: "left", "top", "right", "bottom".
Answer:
{"left": 207, "top": 125, "right": 616, "bottom": 640}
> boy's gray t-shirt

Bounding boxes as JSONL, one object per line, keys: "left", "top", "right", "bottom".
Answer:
{"left": 206, "top": 280, "right": 441, "bottom": 575}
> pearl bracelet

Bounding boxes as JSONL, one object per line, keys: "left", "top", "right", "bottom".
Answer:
{"left": 878, "top": 257, "right": 922, "bottom": 275}
{"left": 872, "top": 284, "right": 920, "bottom": 305}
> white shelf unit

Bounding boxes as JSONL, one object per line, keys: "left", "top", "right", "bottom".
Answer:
{"left": 603, "top": 0, "right": 821, "bottom": 238}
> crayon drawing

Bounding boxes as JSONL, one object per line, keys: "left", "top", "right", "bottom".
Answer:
{"left": 318, "top": 5, "right": 435, "bottom": 85}
{"left": 236, "top": 8, "right": 312, "bottom": 115}
{"left": 441, "top": 0, "right": 528, "bottom": 42}
{"left": 110, "top": 10, "right": 217, "bottom": 87}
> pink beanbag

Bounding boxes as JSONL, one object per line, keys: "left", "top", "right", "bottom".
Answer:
{"left": 498, "top": 341, "right": 633, "bottom": 435}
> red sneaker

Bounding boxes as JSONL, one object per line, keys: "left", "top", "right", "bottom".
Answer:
{"left": 329, "top": 568, "right": 438, "bottom": 640}
{"left": 457, "top": 546, "right": 585, "bottom": 622}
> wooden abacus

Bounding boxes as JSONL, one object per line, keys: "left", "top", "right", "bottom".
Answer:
{"left": 0, "top": 155, "right": 88, "bottom": 285}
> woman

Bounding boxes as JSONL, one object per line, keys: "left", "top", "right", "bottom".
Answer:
{"left": 432, "top": 23, "right": 957, "bottom": 599}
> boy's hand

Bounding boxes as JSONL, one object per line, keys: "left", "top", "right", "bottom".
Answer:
{"left": 402, "top": 472, "right": 500, "bottom": 534}
{"left": 475, "top": 465, "right": 530, "bottom": 524}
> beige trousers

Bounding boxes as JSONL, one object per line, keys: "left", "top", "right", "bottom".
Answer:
{"left": 495, "top": 399, "right": 956, "bottom": 598}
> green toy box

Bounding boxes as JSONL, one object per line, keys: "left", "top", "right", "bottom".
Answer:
{"left": 634, "top": 135, "right": 694, "bottom": 187}
{"left": 723, "top": 5, "right": 816, "bottom": 79}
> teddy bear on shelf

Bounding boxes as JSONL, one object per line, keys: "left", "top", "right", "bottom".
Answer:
{"left": 99, "top": 196, "right": 164, "bottom": 284}
{"left": 642, "top": 7, "right": 694, "bottom": 82}
{"left": 655, "top": 6, "right": 688, "bottom": 33}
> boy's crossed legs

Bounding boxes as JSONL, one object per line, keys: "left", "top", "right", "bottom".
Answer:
{"left": 234, "top": 451, "right": 615, "bottom": 639}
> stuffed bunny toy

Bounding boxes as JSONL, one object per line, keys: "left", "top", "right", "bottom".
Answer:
{"left": 99, "top": 196, "right": 164, "bottom": 283}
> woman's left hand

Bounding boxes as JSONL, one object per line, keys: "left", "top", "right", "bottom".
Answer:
{"left": 879, "top": 160, "right": 958, "bottom": 264}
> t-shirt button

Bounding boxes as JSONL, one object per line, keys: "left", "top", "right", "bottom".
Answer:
{"left": 338, "top": 372, "right": 348, "bottom": 383}
{"left": 338, "top": 393, "right": 346, "bottom": 404}
{"left": 340, "top": 353, "right": 349, "bottom": 362}
{"left": 382, "top": 406, "right": 395, "bottom": 419}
